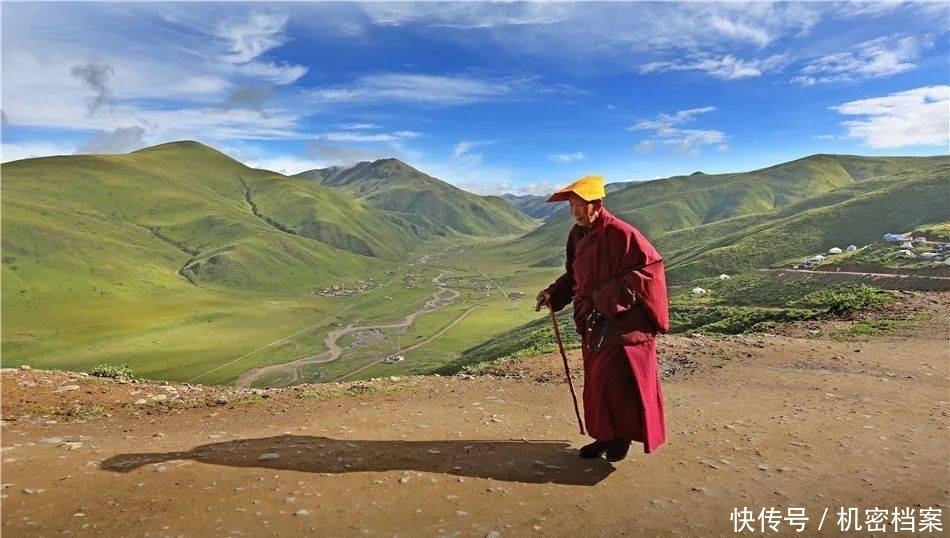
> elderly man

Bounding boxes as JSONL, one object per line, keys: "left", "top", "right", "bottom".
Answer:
{"left": 535, "top": 175, "right": 669, "bottom": 461}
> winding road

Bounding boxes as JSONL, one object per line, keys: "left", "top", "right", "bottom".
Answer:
{"left": 234, "top": 270, "right": 463, "bottom": 388}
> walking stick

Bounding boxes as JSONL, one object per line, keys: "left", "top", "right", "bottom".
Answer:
{"left": 549, "top": 308, "right": 586, "bottom": 435}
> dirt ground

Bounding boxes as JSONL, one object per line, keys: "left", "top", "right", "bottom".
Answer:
{"left": 2, "top": 292, "right": 948, "bottom": 537}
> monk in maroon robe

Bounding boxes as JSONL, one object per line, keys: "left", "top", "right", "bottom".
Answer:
{"left": 536, "top": 175, "right": 669, "bottom": 461}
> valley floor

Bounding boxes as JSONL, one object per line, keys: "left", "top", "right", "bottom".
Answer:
{"left": 2, "top": 292, "right": 948, "bottom": 537}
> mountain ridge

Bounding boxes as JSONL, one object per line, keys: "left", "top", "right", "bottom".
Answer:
{"left": 296, "top": 157, "right": 537, "bottom": 237}
{"left": 497, "top": 153, "right": 950, "bottom": 279}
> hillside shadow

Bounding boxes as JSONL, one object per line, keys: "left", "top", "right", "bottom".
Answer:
{"left": 101, "top": 435, "right": 614, "bottom": 486}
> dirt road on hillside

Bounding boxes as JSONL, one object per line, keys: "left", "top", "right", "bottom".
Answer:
{"left": 2, "top": 292, "right": 948, "bottom": 537}
{"left": 766, "top": 269, "right": 950, "bottom": 292}
{"left": 235, "top": 270, "right": 461, "bottom": 388}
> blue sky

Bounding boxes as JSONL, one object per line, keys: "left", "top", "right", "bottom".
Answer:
{"left": 2, "top": 1, "right": 948, "bottom": 195}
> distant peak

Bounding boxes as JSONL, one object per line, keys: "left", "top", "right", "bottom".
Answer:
{"left": 134, "top": 140, "right": 211, "bottom": 152}
{"left": 131, "top": 140, "right": 236, "bottom": 161}
{"left": 352, "top": 158, "right": 421, "bottom": 179}
{"left": 690, "top": 171, "right": 705, "bottom": 176}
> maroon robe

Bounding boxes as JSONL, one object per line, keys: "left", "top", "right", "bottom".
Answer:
{"left": 545, "top": 208, "right": 669, "bottom": 453}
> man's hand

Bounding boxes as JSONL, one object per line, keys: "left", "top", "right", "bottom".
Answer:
{"left": 535, "top": 290, "right": 552, "bottom": 312}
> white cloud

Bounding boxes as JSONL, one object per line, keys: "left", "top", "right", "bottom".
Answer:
{"left": 316, "top": 131, "right": 421, "bottom": 143}
{"left": 1, "top": 5, "right": 313, "bottom": 147}
{"left": 709, "top": 15, "right": 771, "bottom": 47}
{"left": 292, "top": 129, "right": 424, "bottom": 167}
{"left": 793, "top": 35, "right": 931, "bottom": 86}
{"left": 640, "top": 54, "right": 786, "bottom": 80}
{"left": 173, "top": 75, "right": 231, "bottom": 96}
{"left": 361, "top": 3, "right": 571, "bottom": 29}
{"left": 550, "top": 152, "right": 587, "bottom": 163}
{"left": 631, "top": 107, "right": 716, "bottom": 132}
{"left": 244, "top": 154, "right": 328, "bottom": 176}
{"left": 77, "top": 126, "right": 147, "bottom": 154}
{"left": 630, "top": 107, "right": 727, "bottom": 155}
{"left": 235, "top": 61, "right": 307, "bottom": 85}
{"left": 2, "top": 141, "right": 77, "bottom": 163}
{"left": 455, "top": 177, "right": 561, "bottom": 197}
{"left": 453, "top": 142, "right": 474, "bottom": 158}
{"left": 356, "top": 2, "right": 824, "bottom": 84}
{"left": 362, "top": 2, "right": 818, "bottom": 51}
{"left": 453, "top": 140, "right": 494, "bottom": 158}
{"left": 833, "top": 1, "right": 905, "bottom": 19}
{"left": 342, "top": 123, "right": 380, "bottom": 130}
{"left": 831, "top": 86, "right": 950, "bottom": 148}
{"left": 664, "top": 130, "right": 727, "bottom": 152}
{"left": 215, "top": 11, "right": 290, "bottom": 64}
{"left": 309, "top": 74, "right": 523, "bottom": 105}
{"left": 143, "top": 107, "right": 306, "bottom": 141}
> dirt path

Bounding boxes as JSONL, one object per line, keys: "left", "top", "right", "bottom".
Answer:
{"left": 331, "top": 306, "right": 480, "bottom": 383}
{"left": 235, "top": 270, "right": 462, "bottom": 388}
{"left": 3, "top": 291, "right": 947, "bottom": 538}
{"left": 766, "top": 268, "right": 950, "bottom": 292}
{"left": 462, "top": 248, "right": 508, "bottom": 298}
{"left": 780, "top": 268, "right": 950, "bottom": 279}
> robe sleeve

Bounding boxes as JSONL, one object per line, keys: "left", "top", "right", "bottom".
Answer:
{"left": 544, "top": 230, "right": 576, "bottom": 312}
{"left": 591, "top": 226, "right": 670, "bottom": 334}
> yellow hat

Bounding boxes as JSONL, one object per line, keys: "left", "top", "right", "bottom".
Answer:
{"left": 546, "top": 175, "right": 606, "bottom": 203}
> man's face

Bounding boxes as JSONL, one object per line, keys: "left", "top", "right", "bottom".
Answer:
{"left": 568, "top": 195, "right": 598, "bottom": 227}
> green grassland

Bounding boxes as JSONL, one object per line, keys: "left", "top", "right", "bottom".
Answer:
{"left": 3, "top": 144, "right": 946, "bottom": 386}
{"left": 492, "top": 155, "right": 950, "bottom": 280}
{"left": 1, "top": 143, "right": 541, "bottom": 384}
{"left": 241, "top": 242, "right": 560, "bottom": 385}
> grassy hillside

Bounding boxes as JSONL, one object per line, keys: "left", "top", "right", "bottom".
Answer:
{"left": 490, "top": 154, "right": 950, "bottom": 278}
{"left": 501, "top": 194, "right": 565, "bottom": 221}
{"left": 3, "top": 146, "right": 945, "bottom": 385}
{"left": 1, "top": 142, "right": 421, "bottom": 380}
{"left": 1, "top": 142, "right": 412, "bottom": 292}
{"left": 303, "top": 158, "right": 537, "bottom": 236}
{"left": 664, "top": 165, "right": 950, "bottom": 281}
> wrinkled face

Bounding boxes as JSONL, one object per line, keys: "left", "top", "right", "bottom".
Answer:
{"left": 568, "top": 194, "right": 599, "bottom": 227}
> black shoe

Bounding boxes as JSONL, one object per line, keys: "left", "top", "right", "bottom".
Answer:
{"left": 579, "top": 440, "right": 610, "bottom": 459}
{"left": 605, "top": 439, "right": 631, "bottom": 462}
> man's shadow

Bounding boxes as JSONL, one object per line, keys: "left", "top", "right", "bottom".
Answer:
{"left": 101, "top": 435, "right": 614, "bottom": 486}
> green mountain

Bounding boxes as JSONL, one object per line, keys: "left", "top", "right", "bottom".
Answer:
{"left": 488, "top": 154, "right": 950, "bottom": 281}
{"left": 4, "top": 145, "right": 945, "bottom": 382}
{"left": 502, "top": 181, "right": 632, "bottom": 221}
{"left": 0, "top": 141, "right": 538, "bottom": 380}
{"left": 299, "top": 158, "right": 537, "bottom": 236}
{"left": 501, "top": 193, "right": 564, "bottom": 221}
{"left": 1, "top": 141, "right": 423, "bottom": 295}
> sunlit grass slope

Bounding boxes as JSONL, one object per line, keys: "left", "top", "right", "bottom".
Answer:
{"left": 3, "top": 141, "right": 411, "bottom": 293}
{"left": 492, "top": 154, "right": 950, "bottom": 280}
{"left": 305, "top": 158, "right": 538, "bottom": 236}
{"left": 1, "top": 141, "right": 415, "bottom": 378}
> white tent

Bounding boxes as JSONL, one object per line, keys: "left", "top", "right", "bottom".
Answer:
{"left": 719, "top": 274, "right": 730, "bottom": 280}
{"left": 846, "top": 245, "right": 858, "bottom": 251}
{"left": 692, "top": 287, "right": 708, "bottom": 294}
{"left": 828, "top": 247, "right": 843, "bottom": 254}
